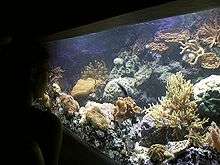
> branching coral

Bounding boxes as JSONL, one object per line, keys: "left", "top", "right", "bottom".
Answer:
{"left": 186, "top": 128, "right": 207, "bottom": 147}
{"left": 147, "top": 72, "right": 208, "bottom": 140}
{"left": 180, "top": 39, "right": 220, "bottom": 69}
{"left": 206, "top": 121, "right": 220, "bottom": 152}
{"left": 114, "top": 97, "right": 141, "bottom": 121}
{"left": 179, "top": 39, "right": 205, "bottom": 65}
{"left": 145, "top": 42, "right": 169, "bottom": 53}
{"left": 81, "top": 60, "right": 108, "bottom": 86}
{"left": 154, "top": 29, "right": 190, "bottom": 43}
{"left": 49, "top": 66, "right": 64, "bottom": 84}
{"left": 196, "top": 17, "right": 220, "bottom": 48}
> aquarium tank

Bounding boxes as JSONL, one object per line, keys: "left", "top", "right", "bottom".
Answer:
{"left": 35, "top": 8, "right": 220, "bottom": 164}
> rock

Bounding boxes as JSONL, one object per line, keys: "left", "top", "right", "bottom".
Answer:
{"left": 71, "top": 78, "right": 97, "bottom": 97}
{"left": 193, "top": 75, "right": 220, "bottom": 101}
{"left": 103, "top": 77, "right": 137, "bottom": 102}
{"left": 166, "top": 140, "right": 190, "bottom": 156}
{"left": 197, "top": 90, "right": 220, "bottom": 123}
{"left": 167, "top": 147, "right": 220, "bottom": 165}
{"left": 85, "top": 107, "right": 109, "bottom": 130}
{"left": 79, "top": 101, "right": 115, "bottom": 128}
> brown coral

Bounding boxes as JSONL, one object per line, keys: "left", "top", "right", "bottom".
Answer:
{"left": 147, "top": 144, "right": 171, "bottom": 162}
{"left": 196, "top": 17, "right": 220, "bottom": 48}
{"left": 85, "top": 106, "right": 109, "bottom": 130}
{"left": 206, "top": 121, "right": 220, "bottom": 152}
{"left": 114, "top": 97, "right": 141, "bottom": 121}
{"left": 200, "top": 52, "right": 220, "bottom": 69}
{"left": 154, "top": 29, "right": 190, "bottom": 43}
{"left": 145, "top": 42, "right": 169, "bottom": 53}
{"left": 59, "top": 94, "right": 79, "bottom": 114}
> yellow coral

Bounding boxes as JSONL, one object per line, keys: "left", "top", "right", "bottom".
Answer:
{"left": 148, "top": 72, "right": 208, "bottom": 139}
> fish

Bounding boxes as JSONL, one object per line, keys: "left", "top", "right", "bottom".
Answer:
{"left": 117, "top": 82, "right": 128, "bottom": 97}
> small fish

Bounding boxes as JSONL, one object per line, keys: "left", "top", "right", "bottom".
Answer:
{"left": 117, "top": 82, "right": 128, "bottom": 97}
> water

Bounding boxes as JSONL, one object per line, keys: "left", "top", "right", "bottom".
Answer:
{"left": 39, "top": 8, "right": 220, "bottom": 164}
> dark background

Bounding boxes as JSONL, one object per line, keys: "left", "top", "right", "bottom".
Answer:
{"left": 0, "top": 0, "right": 175, "bottom": 38}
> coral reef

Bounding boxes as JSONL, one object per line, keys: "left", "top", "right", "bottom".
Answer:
{"left": 206, "top": 121, "right": 220, "bottom": 152}
{"left": 114, "top": 97, "right": 141, "bottom": 121}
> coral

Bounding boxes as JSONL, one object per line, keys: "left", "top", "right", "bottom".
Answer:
{"left": 179, "top": 39, "right": 205, "bottom": 65}
{"left": 180, "top": 39, "right": 220, "bottom": 69}
{"left": 186, "top": 128, "right": 207, "bottom": 147}
{"left": 200, "top": 52, "right": 220, "bottom": 69}
{"left": 85, "top": 106, "right": 109, "bottom": 130}
{"left": 147, "top": 72, "right": 208, "bottom": 140}
{"left": 196, "top": 17, "right": 220, "bottom": 48}
{"left": 154, "top": 29, "right": 190, "bottom": 43}
{"left": 145, "top": 42, "right": 169, "bottom": 53}
{"left": 59, "top": 94, "right": 79, "bottom": 114}
{"left": 49, "top": 66, "right": 64, "bottom": 84}
{"left": 81, "top": 60, "right": 108, "bottom": 86}
{"left": 206, "top": 121, "right": 220, "bottom": 152}
{"left": 114, "top": 97, "right": 141, "bottom": 121}
{"left": 71, "top": 78, "right": 98, "bottom": 97}
{"left": 147, "top": 144, "right": 172, "bottom": 162}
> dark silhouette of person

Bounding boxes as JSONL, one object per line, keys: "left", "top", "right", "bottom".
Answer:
{"left": 1, "top": 33, "right": 118, "bottom": 165}
{"left": 1, "top": 34, "right": 63, "bottom": 165}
